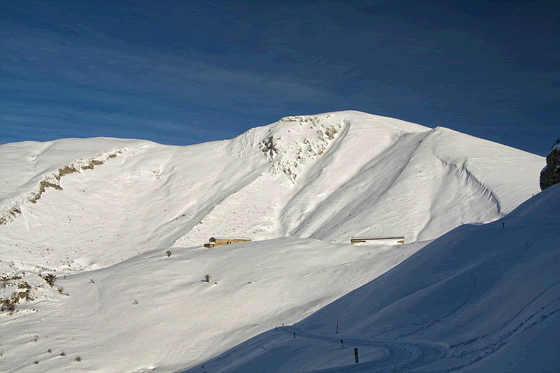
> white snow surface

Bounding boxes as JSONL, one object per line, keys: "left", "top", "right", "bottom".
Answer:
{"left": 189, "top": 184, "right": 560, "bottom": 373}
{"left": 0, "top": 111, "right": 545, "bottom": 372}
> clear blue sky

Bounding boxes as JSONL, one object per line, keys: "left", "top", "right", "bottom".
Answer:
{"left": 1, "top": 0, "right": 559, "bottom": 155}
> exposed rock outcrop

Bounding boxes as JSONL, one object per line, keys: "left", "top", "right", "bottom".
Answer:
{"left": 0, "top": 149, "right": 125, "bottom": 225}
{"left": 540, "top": 141, "right": 560, "bottom": 190}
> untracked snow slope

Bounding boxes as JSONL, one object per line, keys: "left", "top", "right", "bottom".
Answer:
{"left": 0, "top": 111, "right": 545, "bottom": 372}
{"left": 183, "top": 185, "right": 560, "bottom": 373}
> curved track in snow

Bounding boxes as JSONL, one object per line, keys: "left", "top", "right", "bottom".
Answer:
{"left": 284, "top": 326, "right": 448, "bottom": 373}
{"left": 180, "top": 325, "right": 448, "bottom": 373}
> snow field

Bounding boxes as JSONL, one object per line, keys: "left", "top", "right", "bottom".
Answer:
{"left": 0, "top": 238, "right": 428, "bottom": 372}
{"left": 183, "top": 186, "right": 560, "bottom": 373}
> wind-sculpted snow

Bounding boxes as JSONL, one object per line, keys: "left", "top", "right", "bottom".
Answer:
{"left": 283, "top": 126, "right": 523, "bottom": 243}
{"left": 175, "top": 112, "right": 541, "bottom": 247}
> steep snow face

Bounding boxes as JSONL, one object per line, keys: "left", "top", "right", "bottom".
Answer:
{"left": 280, "top": 125, "right": 542, "bottom": 243}
{"left": 295, "top": 185, "right": 560, "bottom": 372}
{"left": 175, "top": 111, "right": 543, "bottom": 248}
{"left": 186, "top": 187, "right": 560, "bottom": 373}
{"left": 171, "top": 112, "right": 349, "bottom": 247}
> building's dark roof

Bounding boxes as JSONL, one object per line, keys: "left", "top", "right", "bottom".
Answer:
{"left": 351, "top": 236, "right": 404, "bottom": 241}
{"left": 210, "top": 237, "right": 251, "bottom": 241}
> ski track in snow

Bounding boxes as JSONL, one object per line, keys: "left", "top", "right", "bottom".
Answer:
{"left": 179, "top": 325, "right": 448, "bottom": 373}
{"left": 284, "top": 326, "right": 448, "bottom": 373}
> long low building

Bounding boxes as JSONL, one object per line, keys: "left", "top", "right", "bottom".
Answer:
{"left": 350, "top": 236, "right": 405, "bottom": 245}
{"left": 204, "top": 237, "right": 251, "bottom": 248}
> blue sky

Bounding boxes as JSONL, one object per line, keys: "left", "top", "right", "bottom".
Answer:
{"left": 1, "top": 0, "right": 559, "bottom": 155}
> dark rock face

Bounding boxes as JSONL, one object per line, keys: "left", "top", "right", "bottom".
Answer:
{"left": 540, "top": 143, "right": 560, "bottom": 190}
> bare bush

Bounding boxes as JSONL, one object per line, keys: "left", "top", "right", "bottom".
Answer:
{"left": 1, "top": 296, "right": 16, "bottom": 312}
{"left": 43, "top": 274, "right": 57, "bottom": 286}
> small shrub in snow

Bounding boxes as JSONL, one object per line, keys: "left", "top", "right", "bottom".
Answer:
{"left": 43, "top": 274, "right": 57, "bottom": 286}
{"left": 18, "top": 282, "right": 31, "bottom": 290}
{"left": 1, "top": 296, "right": 16, "bottom": 312}
{"left": 205, "top": 274, "right": 211, "bottom": 283}
{"left": 75, "top": 356, "right": 82, "bottom": 362}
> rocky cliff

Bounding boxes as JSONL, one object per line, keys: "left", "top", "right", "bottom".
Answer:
{"left": 540, "top": 141, "right": 560, "bottom": 190}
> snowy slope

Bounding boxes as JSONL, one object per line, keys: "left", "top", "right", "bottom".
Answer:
{"left": 301, "top": 184, "right": 560, "bottom": 373}
{"left": 0, "top": 237, "right": 429, "bottom": 372}
{"left": 0, "top": 111, "right": 542, "bottom": 272}
{"left": 190, "top": 184, "right": 560, "bottom": 373}
{"left": 0, "top": 111, "right": 545, "bottom": 372}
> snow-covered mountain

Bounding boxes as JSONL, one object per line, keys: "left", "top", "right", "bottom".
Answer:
{"left": 0, "top": 111, "right": 542, "bottom": 271}
{"left": 0, "top": 111, "right": 545, "bottom": 372}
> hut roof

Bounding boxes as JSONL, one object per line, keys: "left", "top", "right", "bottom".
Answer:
{"left": 351, "top": 236, "right": 404, "bottom": 240}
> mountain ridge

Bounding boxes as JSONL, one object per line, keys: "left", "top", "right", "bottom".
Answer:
{"left": 0, "top": 111, "right": 543, "bottom": 272}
